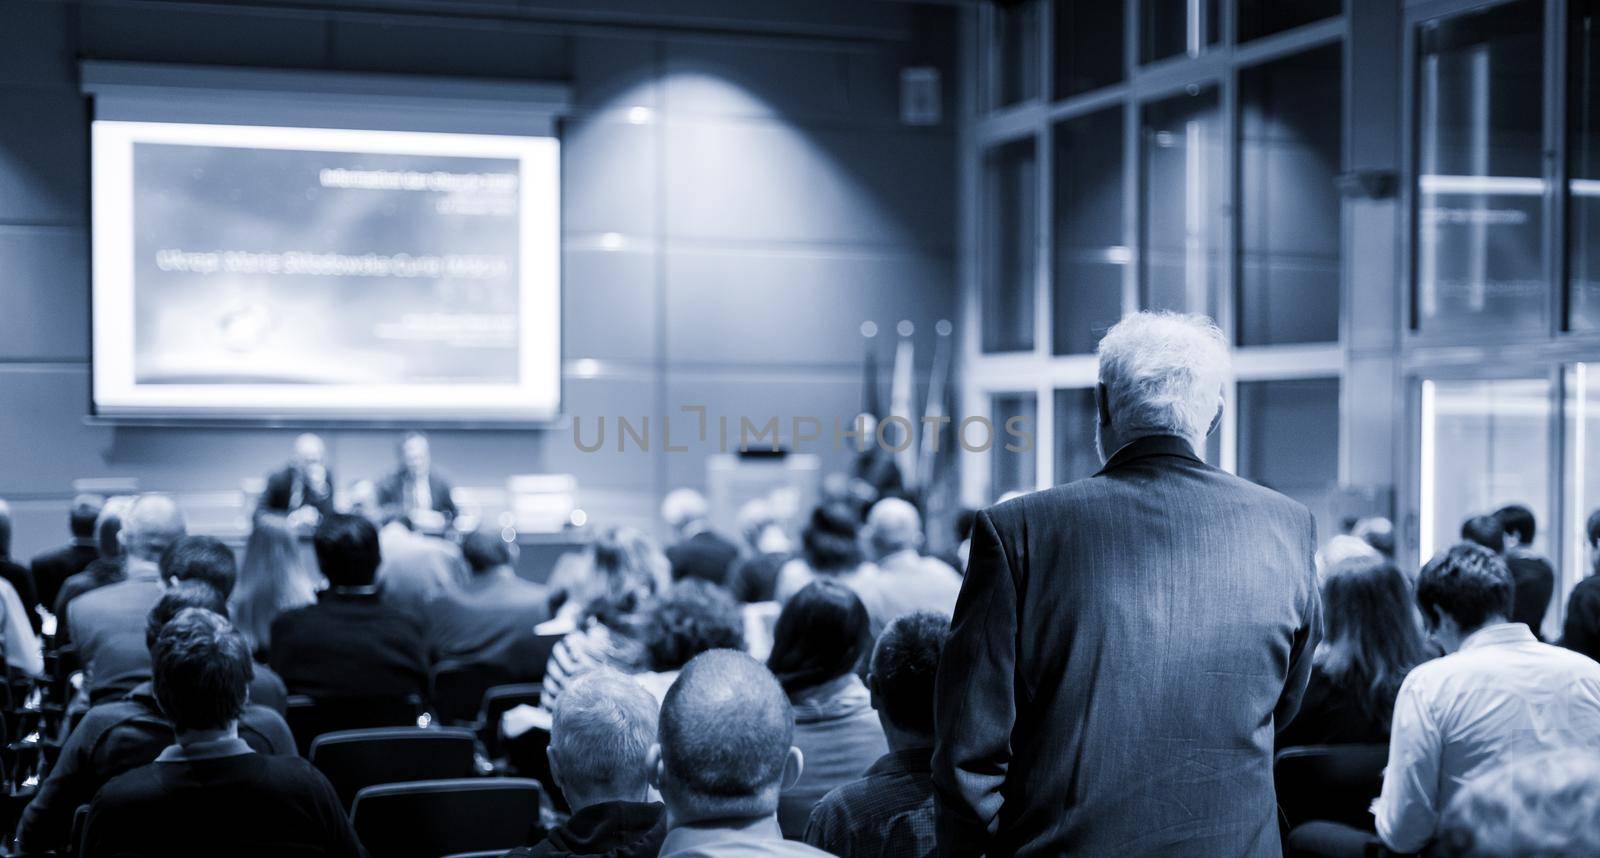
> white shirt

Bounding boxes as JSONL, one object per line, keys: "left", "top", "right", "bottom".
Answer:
{"left": 870, "top": 549, "right": 963, "bottom": 627}
{"left": 1373, "top": 623, "right": 1600, "bottom": 852}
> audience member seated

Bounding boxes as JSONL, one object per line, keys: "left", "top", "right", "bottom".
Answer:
{"left": 1560, "top": 508, "right": 1600, "bottom": 662}
{"left": 1277, "top": 554, "right": 1428, "bottom": 748}
{"left": 1314, "top": 534, "right": 1381, "bottom": 583}
{"left": 1373, "top": 543, "right": 1600, "bottom": 854}
{"left": 1431, "top": 751, "right": 1600, "bottom": 857}
{"left": 29, "top": 493, "right": 102, "bottom": 614}
{"left": 635, "top": 578, "right": 745, "bottom": 704}
{"left": 269, "top": 513, "right": 428, "bottom": 702}
{"left": 662, "top": 488, "right": 740, "bottom": 586}
{"left": 539, "top": 526, "right": 664, "bottom": 711}
{"left": 0, "top": 498, "right": 42, "bottom": 632}
{"left": 350, "top": 478, "right": 465, "bottom": 624}
{"left": 804, "top": 611, "right": 949, "bottom": 858}
{"left": 230, "top": 513, "right": 319, "bottom": 660}
{"left": 725, "top": 499, "right": 792, "bottom": 605}
{"left": 774, "top": 503, "right": 879, "bottom": 610}
{"left": 376, "top": 430, "right": 457, "bottom": 530}
{"left": 647, "top": 649, "right": 830, "bottom": 857}
{"left": 81, "top": 608, "right": 363, "bottom": 857}
{"left": 767, "top": 580, "right": 888, "bottom": 838}
{"left": 1493, "top": 504, "right": 1556, "bottom": 639}
{"left": 70, "top": 496, "right": 193, "bottom": 702}
{"left": 510, "top": 669, "right": 666, "bottom": 858}
{"left": 1351, "top": 516, "right": 1396, "bottom": 559}
{"left": 258, "top": 432, "right": 335, "bottom": 524}
{"left": 1459, "top": 514, "right": 1504, "bottom": 554}
{"left": 428, "top": 530, "right": 549, "bottom": 668}
{"left": 861, "top": 498, "right": 961, "bottom": 629}
{"left": 55, "top": 495, "right": 133, "bottom": 630}
{"left": 17, "top": 584, "right": 296, "bottom": 853}
{"left": 0, "top": 501, "right": 41, "bottom": 677}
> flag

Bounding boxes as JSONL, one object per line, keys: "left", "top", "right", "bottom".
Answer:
{"left": 860, "top": 324, "right": 882, "bottom": 421}
{"left": 890, "top": 325, "right": 917, "bottom": 488}
{"left": 918, "top": 321, "right": 953, "bottom": 491}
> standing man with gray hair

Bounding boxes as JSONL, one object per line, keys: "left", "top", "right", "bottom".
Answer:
{"left": 933, "top": 312, "right": 1320, "bottom": 857}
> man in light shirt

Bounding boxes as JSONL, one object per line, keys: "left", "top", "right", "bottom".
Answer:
{"left": 860, "top": 498, "right": 961, "bottom": 629}
{"left": 1374, "top": 542, "right": 1600, "bottom": 854}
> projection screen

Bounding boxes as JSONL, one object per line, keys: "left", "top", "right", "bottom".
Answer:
{"left": 91, "top": 119, "right": 560, "bottom": 422}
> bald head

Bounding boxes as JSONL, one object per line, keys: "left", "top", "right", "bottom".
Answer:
{"left": 120, "top": 494, "right": 187, "bottom": 562}
{"left": 661, "top": 488, "right": 708, "bottom": 534}
{"left": 865, "top": 497, "right": 923, "bottom": 557}
{"left": 652, "top": 650, "right": 796, "bottom": 821}
{"left": 293, "top": 433, "right": 325, "bottom": 468}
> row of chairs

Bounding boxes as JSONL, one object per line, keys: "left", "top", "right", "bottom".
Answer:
{"left": 1275, "top": 743, "right": 1391, "bottom": 857}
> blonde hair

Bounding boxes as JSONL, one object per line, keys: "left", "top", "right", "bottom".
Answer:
{"left": 230, "top": 515, "right": 317, "bottom": 655}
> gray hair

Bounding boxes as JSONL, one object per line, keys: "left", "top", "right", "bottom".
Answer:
{"left": 1435, "top": 751, "right": 1600, "bottom": 856}
{"left": 550, "top": 668, "right": 658, "bottom": 796}
{"left": 1096, "top": 312, "right": 1230, "bottom": 451}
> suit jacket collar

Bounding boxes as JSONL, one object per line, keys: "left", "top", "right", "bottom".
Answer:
{"left": 1096, "top": 434, "right": 1201, "bottom": 475}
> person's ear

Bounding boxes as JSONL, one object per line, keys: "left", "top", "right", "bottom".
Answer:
{"left": 645, "top": 744, "right": 665, "bottom": 792}
{"left": 1095, "top": 383, "right": 1112, "bottom": 427}
{"left": 546, "top": 747, "right": 564, "bottom": 794}
{"left": 781, "top": 746, "right": 804, "bottom": 791}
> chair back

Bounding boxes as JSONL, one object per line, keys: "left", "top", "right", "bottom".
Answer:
{"left": 1275, "top": 743, "right": 1390, "bottom": 830}
{"left": 478, "top": 683, "right": 540, "bottom": 761}
{"left": 286, "top": 694, "right": 423, "bottom": 756}
{"left": 503, "top": 722, "right": 568, "bottom": 813}
{"left": 350, "top": 777, "right": 543, "bottom": 858}
{"left": 430, "top": 662, "right": 512, "bottom": 726}
{"left": 309, "top": 726, "right": 477, "bottom": 809}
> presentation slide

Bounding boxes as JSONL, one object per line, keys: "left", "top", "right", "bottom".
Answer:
{"left": 91, "top": 121, "right": 560, "bottom": 422}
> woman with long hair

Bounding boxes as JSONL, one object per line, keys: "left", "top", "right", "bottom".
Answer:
{"left": 1279, "top": 553, "right": 1431, "bottom": 747}
{"left": 230, "top": 514, "right": 319, "bottom": 660}
{"left": 774, "top": 502, "right": 879, "bottom": 607}
{"left": 767, "top": 579, "right": 887, "bottom": 838}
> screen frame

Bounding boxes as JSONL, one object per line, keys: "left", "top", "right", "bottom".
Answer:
{"left": 89, "top": 119, "right": 562, "bottom": 425}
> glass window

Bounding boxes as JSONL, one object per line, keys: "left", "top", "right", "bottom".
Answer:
{"left": 1420, "top": 377, "right": 1552, "bottom": 562}
{"left": 1238, "top": 378, "right": 1341, "bottom": 534}
{"left": 1415, "top": 0, "right": 1546, "bottom": 335}
{"left": 992, "top": 392, "right": 1038, "bottom": 499}
{"left": 1565, "top": 363, "right": 1600, "bottom": 599}
{"left": 995, "top": 0, "right": 1042, "bottom": 108}
{"left": 1053, "top": 108, "right": 1126, "bottom": 355}
{"left": 983, "top": 138, "right": 1038, "bottom": 353}
{"left": 1142, "top": 0, "right": 1218, "bottom": 64}
{"left": 1238, "top": 46, "right": 1343, "bottom": 346}
{"left": 1569, "top": 1, "right": 1600, "bottom": 330}
{"left": 1054, "top": 387, "right": 1100, "bottom": 484}
{"left": 1055, "top": 0, "right": 1125, "bottom": 99}
{"left": 1141, "top": 86, "right": 1225, "bottom": 320}
{"left": 1238, "top": 0, "right": 1341, "bottom": 43}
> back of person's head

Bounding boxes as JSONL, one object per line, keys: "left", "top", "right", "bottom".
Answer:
{"left": 869, "top": 611, "right": 949, "bottom": 738}
{"left": 801, "top": 503, "right": 864, "bottom": 573}
{"left": 1095, "top": 311, "right": 1229, "bottom": 453}
{"left": 461, "top": 530, "right": 512, "bottom": 575}
{"left": 235, "top": 516, "right": 310, "bottom": 651}
{"left": 146, "top": 580, "right": 229, "bottom": 652}
{"left": 95, "top": 496, "right": 135, "bottom": 558}
{"left": 735, "top": 499, "right": 777, "bottom": 551}
{"left": 653, "top": 649, "right": 797, "bottom": 821}
{"left": 646, "top": 578, "right": 746, "bottom": 672}
{"left": 550, "top": 669, "right": 658, "bottom": 808}
{"left": 151, "top": 608, "right": 254, "bottom": 733}
{"left": 767, "top": 579, "right": 872, "bottom": 695}
{"left": 660, "top": 488, "right": 708, "bottom": 533}
{"left": 70, "top": 494, "right": 105, "bottom": 540}
{"left": 1351, "top": 516, "right": 1395, "bottom": 558}
{"left": 1318, "top": 556, "right": 1427, "bottom": 722}
{"left": 1434, "top": 752, "right": 1600, "bottom": 857}
{"left": 0, "top": 499, "right": 10, "bottom": 559}
{"left": 1315, "top": 534, "right": 1381, "bottom": 583}
{"left": 1589, "top": 508, "right": 1600, "bottom": 550}
{"left": 1461, "top": 515, "right": 1506, "bottom": 553}
{"left": 1417, "top": 543, "right": 1514, "bottom": 636}
{"left": 864, "top": 497, "right": 924, "bottom": 557}
{"left": 118, "top": 493, "right": 188, "bottom": 562}
{"left": 314, "top": 513, "right": 381, "bottom": 588}
{"left": 578, "top": 526, "right": 667, "bottom": 624}
{"left": 1492, "top": 504, "right": 1536, "bottom": 547}
{"left": 160, "top": 535, "right": 238, "bottom": 598}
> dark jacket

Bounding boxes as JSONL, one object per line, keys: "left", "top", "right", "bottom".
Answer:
{"left": 1275, "top": 664, "right": 1396, "bottom": 749}
{"left": 376, "top": 470, "right": 457, "bottom": 521}
{"left": 1562, "top": 575, "right": 1600, "bottom": 663}
{"left": 932, "top": 434, "right": 1320, "bottom": 858}
{"left": 269, "top": 589, "right": 429, "bottom": 700}
{"left": 29, "top": 541, "right": 98, "bottom": 615}
{"left": 260, "top": 464, "right": 336, "bottom": 517}
{"left": 54, "top": 556, "right": 126, "bottom": 644}
{"left": 510, "top": 800, "right": 666, "bottom": 858}
{"left": 1506, "top": 550, "right": 1555, "bottom": 638}
{"left": 82, "top": 746, "right": 364, "bottom": 857}
{"left": 0, "top": 559, "right": 40, "bottom": 633}
{"left": 665, "top": 531, "right": 741, "bottom": 586}
{"left": 17, "top": 682, "right": 295, "bottom": 852}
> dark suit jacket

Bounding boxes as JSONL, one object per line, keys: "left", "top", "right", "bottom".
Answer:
{"left": 932, "top": 434, "right": 1320, "bottom": 858}
{"left": 269, "top": 590, "right": 429, "bottom": 701}
{"left": 376, "top": 470, "right": 457, "bottom": 521}
{"left": 259, "top": 464, "right": 335, "bottom": 517}
{"left": 1506, "top": 549, "right": 1555, "bottom": 638}
{"left": 0, "top": 559, "right": 40, "bottom": 633}
{"left": 666, "top": 531, "right": 741, "bottom": 585}
{"left": 29, "top": 541, "right": 97, "bottom": 615}
{"left": 1561, "top": 574, "right": 1600, "bottom": 663}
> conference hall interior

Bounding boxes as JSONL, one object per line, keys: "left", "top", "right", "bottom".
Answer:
{"left": 1, "top": 0, "right": 1598, "bottom": 856}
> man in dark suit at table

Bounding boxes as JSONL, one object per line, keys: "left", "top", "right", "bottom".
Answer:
{"left": 932, "top": 311, "right": 1321, "bottom": 858}
{"left": 377, "top": 431, "right": 456, "bottom": 530}
{"left": 258, "top": 433, "right": 335, "bottom": 521}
